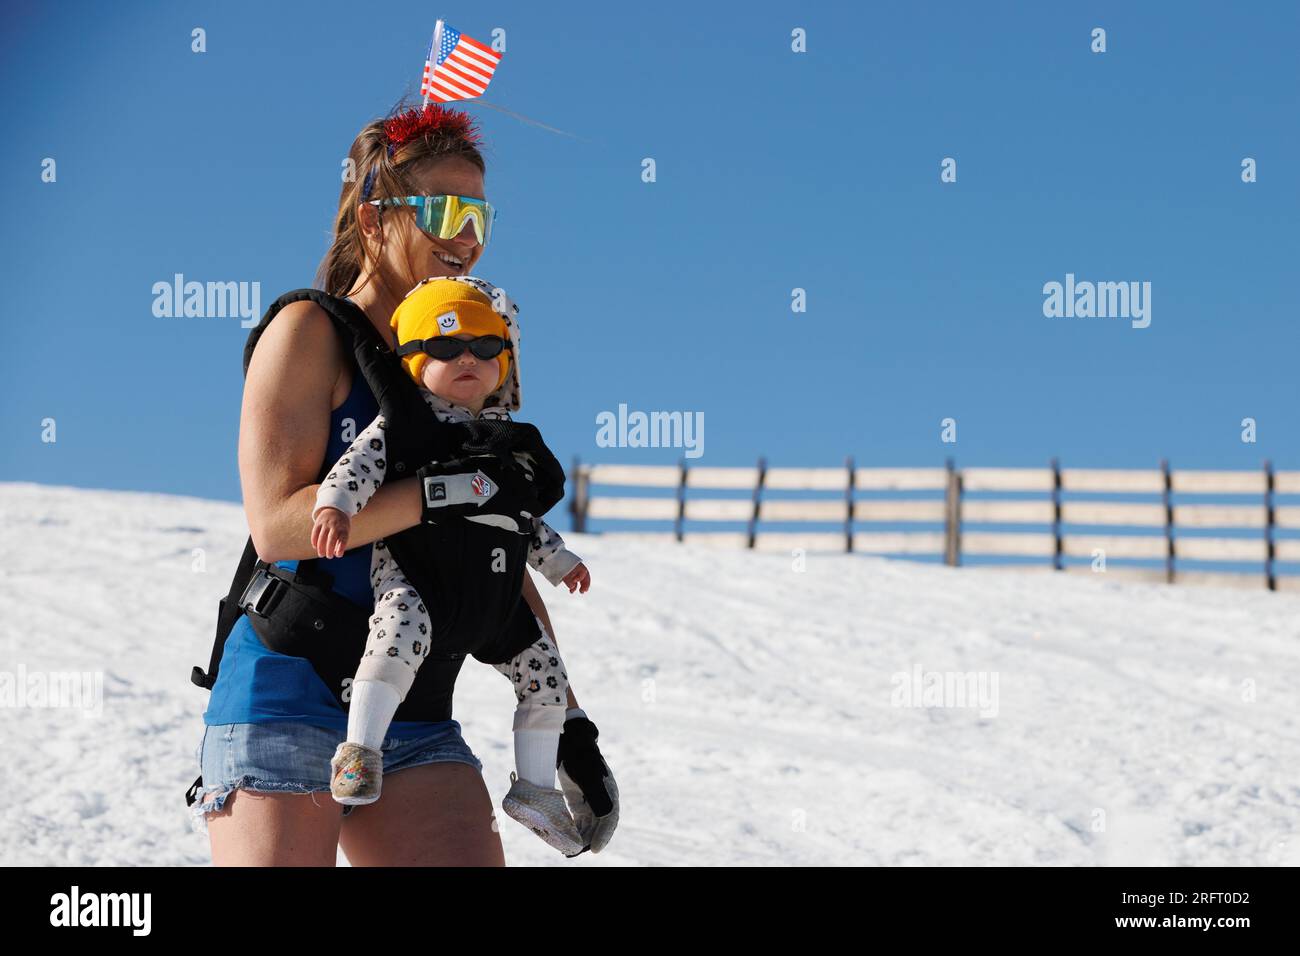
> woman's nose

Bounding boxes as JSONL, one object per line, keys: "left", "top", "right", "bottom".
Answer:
{"left": 450, "top": 219, "right": 480, "bottom": 247}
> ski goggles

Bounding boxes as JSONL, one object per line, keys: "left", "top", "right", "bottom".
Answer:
{"left": 395, "top": 334, "right": 511, "bottom": 361}
{"left": 369, "top": 194, "right": 497, "bottom": 247}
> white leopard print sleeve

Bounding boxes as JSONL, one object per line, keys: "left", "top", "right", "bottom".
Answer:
{"left": 312, "top": 415, "right": 390, "bottom": 520}
{"left": 528, "top": 517, "right": 582, "bottom": 586}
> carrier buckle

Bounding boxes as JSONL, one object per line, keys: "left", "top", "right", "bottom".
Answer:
{"left": 239, "top": 568, "right": 284, "bottom": 618}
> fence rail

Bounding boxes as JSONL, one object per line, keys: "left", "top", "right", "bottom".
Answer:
{"left": 569, "top": 457, "right": 1300, "bottom": 591}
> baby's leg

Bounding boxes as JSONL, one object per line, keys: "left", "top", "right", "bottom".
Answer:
{"left": 347, "top": 541, "right": 433, "bottom": 750}
{"left": 492, "top": 615, "right": 570, "bottom": 789}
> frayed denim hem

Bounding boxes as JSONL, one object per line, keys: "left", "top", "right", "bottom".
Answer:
{"left": 188, "top": 776, "right": 331, "bottom": 834}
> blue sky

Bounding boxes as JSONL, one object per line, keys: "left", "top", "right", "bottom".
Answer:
{"left": 2, "top": 0, "right": 1297, "bottom": 533}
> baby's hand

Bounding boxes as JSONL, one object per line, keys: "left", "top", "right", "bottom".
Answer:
{"left": 312, "top": 507, "right": 351, "bottom": 558}
{"left": 562, "top": 562, "right": 591, "bottom": 594}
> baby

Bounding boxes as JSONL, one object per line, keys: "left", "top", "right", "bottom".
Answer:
{"left": 310, "top": 275, "right": 591, "bottom": 853}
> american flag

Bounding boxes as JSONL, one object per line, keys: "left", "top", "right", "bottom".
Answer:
{"left": 420, "top": 22, "right": 503, "bottom": 103}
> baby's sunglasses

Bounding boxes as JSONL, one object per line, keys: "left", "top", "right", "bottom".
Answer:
{"left": 395, "top": 334, "right": 512, "bottom": 362}
{"left": 368, "top": 194, "right": 497, "bottom": 247}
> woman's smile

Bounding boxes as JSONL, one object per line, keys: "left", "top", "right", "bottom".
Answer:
{"left": 433, "top": 248, "right": 468, "bottom": 275}
{"left": 427, "top": 227, "right": 480, "bottom": 277}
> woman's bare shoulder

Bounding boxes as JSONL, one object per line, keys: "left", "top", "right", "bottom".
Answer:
{"left": 246, "top": 299, "right": 349, "bottom": 401}
{"left": 254, "top": 299, "right": 340, "bottom": 353}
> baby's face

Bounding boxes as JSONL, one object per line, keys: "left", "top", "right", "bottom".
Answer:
{"left": 419, "top": 333, "right": 503, "bottom": 411}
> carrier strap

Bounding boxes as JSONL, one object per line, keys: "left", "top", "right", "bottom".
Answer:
{"left": 190, "top": 535, "right": 260, "bottom": 691}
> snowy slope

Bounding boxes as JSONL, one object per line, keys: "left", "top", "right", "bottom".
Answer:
{"left": 1, "top": 481, "right": 1298, "bottom": 866}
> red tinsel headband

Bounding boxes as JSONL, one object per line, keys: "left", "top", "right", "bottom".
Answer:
{"left": 384, "top": 103, "right": 483, "bottom": 151}
{"left": 361, "top": 104, "right": 484, "bottom": 200}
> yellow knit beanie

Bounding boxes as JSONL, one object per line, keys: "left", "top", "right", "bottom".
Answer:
{"left": 390, "top": 278, "right": 511, "bottom": 389}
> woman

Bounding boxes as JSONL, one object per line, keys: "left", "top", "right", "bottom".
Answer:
{"left": 191, "top": 103, "right": 617, "bottom": 865}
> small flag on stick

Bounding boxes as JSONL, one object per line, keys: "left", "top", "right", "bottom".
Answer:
{"left": 421, "top": 20, "right": 503, "bottom": 105}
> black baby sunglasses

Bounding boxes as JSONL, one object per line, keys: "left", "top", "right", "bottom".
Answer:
{"left": 395, "top": 334, "right": 512, "bottom": 361}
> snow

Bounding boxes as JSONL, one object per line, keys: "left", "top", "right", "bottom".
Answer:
{"left": 2, "top": 480, "right": 1298, "bottom": 866}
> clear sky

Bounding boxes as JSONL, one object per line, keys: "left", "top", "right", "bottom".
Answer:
{"left": 3, "top": 1, "right": 1297, "bottom": 528}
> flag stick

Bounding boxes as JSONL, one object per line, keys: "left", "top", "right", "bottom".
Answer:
{"left": 422, "top": 19, "right": 444, "bottom": 111}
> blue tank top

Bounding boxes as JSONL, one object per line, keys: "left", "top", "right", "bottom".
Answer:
{"left": 204, "top": 308, "right": 458, "bottom": 738}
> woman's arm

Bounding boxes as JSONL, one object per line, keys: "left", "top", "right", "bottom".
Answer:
{"left": 522, "top": 569, "right": 581, "bottom": 709}
{"left": 239, "top": 302, "right": 422, "bottom": 563}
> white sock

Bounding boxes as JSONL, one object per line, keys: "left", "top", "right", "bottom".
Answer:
{"left": 515, "top": 728, "right": 560, "bottom": 789}
{"left": 347, "top": 679, "right": 402, "bottom": 751}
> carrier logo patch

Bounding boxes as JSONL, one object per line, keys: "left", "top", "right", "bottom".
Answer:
{"left": 471, "top": 473, "right": 493, "bottom": 497}
{"left": 436, "top": 309, "right": 461, "bottom": 334}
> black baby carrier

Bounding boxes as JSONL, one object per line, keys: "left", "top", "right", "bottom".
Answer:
{"left": 185, "top": 288, "right": 565, "bottom": 808}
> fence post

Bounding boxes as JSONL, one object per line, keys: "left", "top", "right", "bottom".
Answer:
{"left": 943, "top": 457, "right": 962, "bottom": 567}
{"left": 570, "top": 456, "right": 587, "bottom": 533}
{"left": 844, "top": 455, "right": 855, "bottom": 553}
{"left": 674, "top": 457, "right": 688, "bottom": 543}
{"left": 747, "top": 456, "right": 767, "bottom": 550}
{"left": 1161, "top": 458, "right": 1175, "bottom": 584}
{"left": 1265, "top": 458, "right": 1276, "bottom": 592}
{"left": 1051, "top": 456, "right": 1063, "bottom": 571}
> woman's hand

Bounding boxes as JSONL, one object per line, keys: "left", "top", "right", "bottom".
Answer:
{"left": 312, "top": 507, "right": 351, "bottom": 558}
{"left": 562, "top": 562, "right": 591, "bottom": 594}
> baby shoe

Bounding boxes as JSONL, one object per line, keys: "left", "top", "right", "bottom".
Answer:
{"left": 330, "top": 741, "right": 384, "bottom": 805}
{"left": 501, "top": 772, "right": 586, "bottom": 856}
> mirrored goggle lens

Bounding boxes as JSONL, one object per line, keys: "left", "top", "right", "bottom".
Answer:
{"left": 424, "top": 335, "right": 506, "bottom": 360}
{"left": 419, "top": 195, "right": 494, "bottom": 246}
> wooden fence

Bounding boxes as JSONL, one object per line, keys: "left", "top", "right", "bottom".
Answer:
{"left": 568, "top": 458, "right": 1300, "bottom": 591}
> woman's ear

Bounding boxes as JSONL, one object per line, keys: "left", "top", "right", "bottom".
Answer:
{"left": 356, "top": 202, "right": 381, "bottom": 240}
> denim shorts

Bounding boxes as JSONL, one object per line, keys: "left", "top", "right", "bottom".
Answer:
{"left": 190, "top": 720, "right": 483, "bottom": 833}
